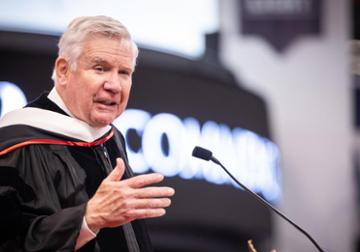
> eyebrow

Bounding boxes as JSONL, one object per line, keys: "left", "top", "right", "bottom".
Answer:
{"left": 87, "top": 56, "right": 134, "bottom": 73}
{"left": 89, "top": 57, "right": 108, "bottom": 65}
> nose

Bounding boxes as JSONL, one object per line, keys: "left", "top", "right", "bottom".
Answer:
{"left": 103, "top": 72, "right": 121, "bottom": 93}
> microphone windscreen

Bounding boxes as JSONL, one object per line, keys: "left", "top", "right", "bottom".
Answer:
{"left": 192, "top": 146, "right": 213, "bottom": 161}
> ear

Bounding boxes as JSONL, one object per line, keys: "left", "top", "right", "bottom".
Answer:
{"left": 55, "top": 57, "right": 70, "bottom": 86}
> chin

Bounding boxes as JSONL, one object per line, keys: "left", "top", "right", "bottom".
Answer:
{"left": 98, "top": 121, "right": 113, "bottom": 127}
{"left": 90, "top": 117, "right": 114, "bottom": 128}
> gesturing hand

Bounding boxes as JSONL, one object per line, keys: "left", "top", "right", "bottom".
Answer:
{"left": 85, "top": 158, "right": 175, "bottom": 232}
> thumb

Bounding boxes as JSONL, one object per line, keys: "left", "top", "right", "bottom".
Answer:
{"left": 106, "top": 158, "right": 125, "bottom": 181}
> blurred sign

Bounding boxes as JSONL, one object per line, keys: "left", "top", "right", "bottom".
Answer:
{"left": 0, "top": 81, "right": 27, "bottom": 117}
{"left": 115, "top": 109, "right": 281, "bottom": 202}
{"left": 239, "top": 0, "right": 322, "bottom": 52}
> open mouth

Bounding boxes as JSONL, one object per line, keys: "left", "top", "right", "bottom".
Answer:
{"left": 98, "top": 100, "right": 117, "bottom": 106}
{"left": 95, "top": 99, "right": 118, "bottom": 109}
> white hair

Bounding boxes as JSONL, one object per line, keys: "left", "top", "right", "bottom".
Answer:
{"left": 51, "top": 15, "right": 138, "bottom": 81}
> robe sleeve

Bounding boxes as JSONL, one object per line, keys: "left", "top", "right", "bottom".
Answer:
{"left": 23, "top": 204, "right": 86, "bottom": 251}
{"left": 75, "top": 217, "right": 97, "bottom": 250}
{"left": 0, "top": 144, "right": 89, "bottom": 251}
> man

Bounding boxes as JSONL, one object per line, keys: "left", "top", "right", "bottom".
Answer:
{"left": 0, "top": 15, "right": 175, "bottom": 251}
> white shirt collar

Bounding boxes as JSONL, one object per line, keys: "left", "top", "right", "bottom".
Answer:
{"left": 48, "top": 87, "right": 76, "bottom": 118}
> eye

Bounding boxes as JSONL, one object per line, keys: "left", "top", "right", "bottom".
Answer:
{"left": 119, "top": 70, "right": 131, "bottom": 76}
{"left": 94, "top": 65, "right": 105, "bottom": 72}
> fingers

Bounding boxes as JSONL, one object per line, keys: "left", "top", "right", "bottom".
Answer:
{"left": 88, "top": 158, "right": 175, "bottom": 229}
{"left": 125, "top": 173, "right": 164, "bottom": 188}
{"left": 124, "top": 208, "right": 167, "bottom": 221}
{"left": 105, "top": 158, "right": 125, "bottom": 181}
{"left": 106, "top": 159, "right": 165, "bottom": 188}
{"left": 120, "top": 198, "right": 172, "bottom": 210}
{"left": 110, "top": 209, "right": 167, "bottom": 223}
{"left": 131, "top": 186, "right": 175, "bottom": 198}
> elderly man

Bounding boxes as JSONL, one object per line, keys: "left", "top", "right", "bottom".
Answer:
{"left": 0, "top": 15, "right": 174, "bottom": 251}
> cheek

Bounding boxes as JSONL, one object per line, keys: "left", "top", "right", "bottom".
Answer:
{"left": 81, "top": 81, "right": 101, "bottom": 102}
{"left": 123, "top": 81, "right": 132, "bottom": 98}
{"left": 121, "top": 88, "right": 131, "bottom": 106}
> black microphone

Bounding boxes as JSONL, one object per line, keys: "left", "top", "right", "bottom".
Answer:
{"left": 192, "top": 146, "right": 325, "bottom": 252}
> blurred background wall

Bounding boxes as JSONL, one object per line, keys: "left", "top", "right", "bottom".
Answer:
{"left": 0, "top": 0, "right": 356, "bottom": 251}
{"left": 220, "top": 0, "right": 354, "bottom": 251}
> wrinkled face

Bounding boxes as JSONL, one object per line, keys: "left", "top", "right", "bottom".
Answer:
{"left": 57, "top": 35, "right": 136, "bottom": 128}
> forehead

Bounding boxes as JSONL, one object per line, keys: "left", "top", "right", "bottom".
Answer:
{"left": 80, "top": 35, "right": 136, "bottom": 68}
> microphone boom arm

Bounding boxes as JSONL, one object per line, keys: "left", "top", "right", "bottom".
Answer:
{"left": 192, "top": 146, "right": 325, "bottom": 252}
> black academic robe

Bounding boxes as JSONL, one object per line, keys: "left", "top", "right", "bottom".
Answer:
{"left": 0, "top": 94, "right": 153, "bottom": 251}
